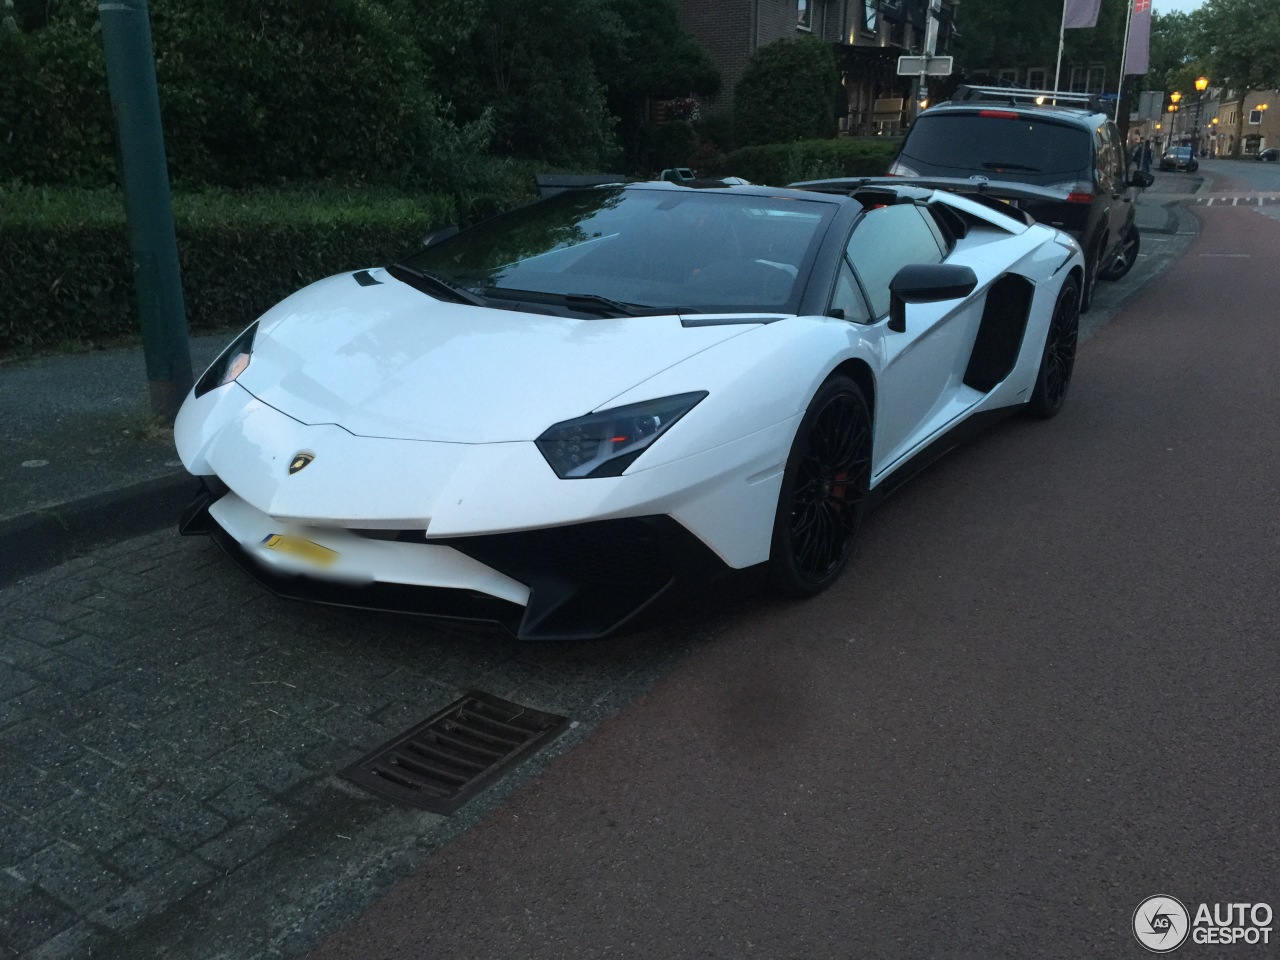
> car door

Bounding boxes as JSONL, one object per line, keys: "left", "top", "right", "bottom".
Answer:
{"left": 1094, "top": 121, "right": 1123, "bottom": 258}
{"left": 842, "top": 204, "right": 986, "bottom": 479}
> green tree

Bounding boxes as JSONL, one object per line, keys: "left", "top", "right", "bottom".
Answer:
{"left": 1199, "top": 0, "right": 1280, "bottom": 155}
{"left": 444, "top": 0, "right": 620, "bottom": 169}
{"left": 733, "top": 36, "right": 838, "bottom": 148}
{"left": 0, "top": 0, "right": 493, "bottom": 188}
{"left": 599, "top": 0, "right": 720, "bottom": 171}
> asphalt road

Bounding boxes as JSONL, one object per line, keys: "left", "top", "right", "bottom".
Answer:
{"left": 305, "top": 209, "right": 1280, "bottom": 955}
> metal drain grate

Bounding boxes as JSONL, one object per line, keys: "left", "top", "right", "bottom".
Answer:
{"left": 340, "top": 692, "right": 569, "bottom": 813}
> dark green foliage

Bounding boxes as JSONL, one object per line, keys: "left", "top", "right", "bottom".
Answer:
{"left": 601, "top": 0, "right": 721, "bottom": 170}
{"left": 0, "top": 184, "right": 534, "bottom": 354}
{"left": 733, "top": 36, "right": 839, "bottom": 148}
{"left": 647, "top": 122, "right": 698, "bottom": 171}
{"left": 0, "top": 7, "right": 116, "bottom": 186}
{"left": 710, "top": 138, "right": 898, "bottom": 186}
{"left": 448, "top": 0, "right": 620, "bottom": 170}
{"left": 0, "top": 0, "right": 491, "bottom": 190}
{"left": 0, "top": 0, "right": 723, "bottom": 188}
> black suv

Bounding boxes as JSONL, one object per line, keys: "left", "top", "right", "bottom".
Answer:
{"left": 888, "top": 86, "right": 1154, "bottom": 310}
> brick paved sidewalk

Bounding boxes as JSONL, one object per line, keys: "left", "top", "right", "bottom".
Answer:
{"left": 1, "top": 530, "right": 705, "bottom": 958}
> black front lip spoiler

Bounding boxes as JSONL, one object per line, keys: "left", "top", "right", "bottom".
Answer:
{"left": 179, "top": 483, "right": 731, "bottom": 641}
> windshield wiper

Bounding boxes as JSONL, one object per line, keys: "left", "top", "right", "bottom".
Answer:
{"left": 980, "top": 161, "right": 1041, "bottom": 172}
{"left": 481, "top": 286, "right": 655, "bottom": 318}
{"left": 386, "top": 262, "right": 487, "bottom": 307}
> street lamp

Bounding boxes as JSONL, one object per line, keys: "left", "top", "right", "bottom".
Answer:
{"left": 1194, "top": 76, "right": 1209, "bottom": 157}
{"left": 1167, "top": 103, "right": 1180, "bottom": 152}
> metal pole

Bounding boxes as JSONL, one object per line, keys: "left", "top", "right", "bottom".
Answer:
{"left": 1114, "top": 0, "right": 1134, "bottom": 122}
{"left": 1053, "top": 0, "right": 1068, "bottom": 101}
{"left": 98, "top": 0, "right": 193, "bottom": 421}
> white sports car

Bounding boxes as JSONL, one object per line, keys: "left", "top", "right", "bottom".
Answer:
{"left": 176, "top": 178, "right": 1084, "bottom": 639}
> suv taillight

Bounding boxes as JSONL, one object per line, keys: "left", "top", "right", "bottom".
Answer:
{"left": 1049, "top": 180, "right": 1097, "bottom": 204}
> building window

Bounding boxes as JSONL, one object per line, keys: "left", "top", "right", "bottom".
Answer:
{"left": 1249, "top": 109, "right": 1264, "bottom": 125}
{"left": 1069, "top": 65, "right": 1106, "bottom": 94}
{"left": 1027, "top": 68, "right": 1047, "bottom": 90}
{"left": 798, "top": 0, "right": 812, "bottom": 30}
{"left": 998, "top": 68, "right": 1019, "bottom": 85}
{"left": 863, "top": 0, "right": 877, "bottom": 34}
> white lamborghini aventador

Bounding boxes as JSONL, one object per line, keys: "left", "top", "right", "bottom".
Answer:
{"left": 176, "top": 178, "right": 1084, "bottom": 639}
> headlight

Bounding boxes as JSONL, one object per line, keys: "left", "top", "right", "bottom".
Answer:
{"left": 194, "top": 322, "right": 259, "bottom": 398}
{"left": 535, "top": 392, "right": 707, "bottom": 479}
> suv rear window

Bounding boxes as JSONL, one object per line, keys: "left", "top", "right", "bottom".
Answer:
{"left": 899, "top": 113, "right": 1093, "bottom": 180}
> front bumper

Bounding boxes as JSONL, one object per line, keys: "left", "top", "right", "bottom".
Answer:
{"left": 181, "top": 480, "right": 730, "bottom": 640}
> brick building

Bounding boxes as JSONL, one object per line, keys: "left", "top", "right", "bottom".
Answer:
{"left": 676, "top": 0, "right": 954, "bottom": 136}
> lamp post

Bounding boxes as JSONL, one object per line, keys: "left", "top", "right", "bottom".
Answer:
{"left": 1211, "top": 116, "right": 1220, "bottom": 157}
{"left": 1194, "top": 76, "right": 1209, "bottom": 157}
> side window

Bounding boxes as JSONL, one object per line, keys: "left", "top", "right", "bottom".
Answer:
{"left": 845, "top": 205, "right": 944, "bottom": 318}
{"left": 1105, "top": 122, "right": 1125, "bottom": 178}
{"left": 1094, "top": 123, "right": 1118, "bottom": 187}
{"left": 830, "top": 260, "right": 872, "bottom": 323}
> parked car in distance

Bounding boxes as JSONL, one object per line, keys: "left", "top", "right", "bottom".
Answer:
{"left": 1257, "top": 148, "right": 1279, "bottom": 162}
{"left": 1160, "top": 146, "right": 1199, "bottom": 172}
{"left": 887, "top": 85, "right": 1151, "bottom": 312}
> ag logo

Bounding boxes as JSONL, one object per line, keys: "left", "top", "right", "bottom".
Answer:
{"left": 288, "top": 452, "right": 315, "bottom": 475}
{"left": 1134, "top": 896, "right": 1190, "bottom": 953}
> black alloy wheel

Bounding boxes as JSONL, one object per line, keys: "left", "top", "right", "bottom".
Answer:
{"left": 770, "top": 376, "right": 872, "bottom": 597}
{"left": 1099, "top": 224, "right": 1140, "bottom": 281}
{"left": 1028, "top": 276, "right": 1080, "bottom": 419}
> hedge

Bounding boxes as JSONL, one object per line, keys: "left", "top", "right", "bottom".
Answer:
{"left": 733, "top": 36, "right": 839, "bottom": 148}
{"left": 0, "top": 183, "right": 534, "bottom": 355}
{"left": 711, "top": 138, "right": 900, "bottom": 186}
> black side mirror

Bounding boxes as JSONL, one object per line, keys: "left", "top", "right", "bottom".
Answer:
{"left": 887, "top": 263, "right": 978, "bottom": 332}
{"left": 420, "top": 224, "right": 460, "bottom": 248}
{"left": 1130, "top": 171, "right": 1155, "bottom": 189}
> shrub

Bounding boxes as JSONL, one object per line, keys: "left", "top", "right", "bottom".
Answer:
{"left": 709, "top": 138, "right": 900, "bottom": 186}
{"left": 0, "top": 0, "right": 491, "bottom": 191}
{"left": 647, "top": 122, "right": 698, "bottom": 171}
{"left": 0, "top": 183, "right": 535, "bottom": 354}
{"left": 733, "top": 36, "right": 839, "bottom": 148}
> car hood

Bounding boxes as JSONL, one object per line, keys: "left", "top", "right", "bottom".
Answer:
{"left": 236, "top": 269, "right": 757, "bottom": 443}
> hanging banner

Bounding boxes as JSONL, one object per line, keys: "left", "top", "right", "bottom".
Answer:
{"left": 1125, "top": 0, "right": 1152, "bottom": 74}
{"left": 1063, "top": 0, "right": 1102, "bottom": 29}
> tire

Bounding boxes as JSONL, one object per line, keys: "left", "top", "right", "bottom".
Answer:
{"left": 769, "top": 376, "right": 872, "bottom": 597}
{"left": 1099, "top": 224, "right": 1140, "bottom": 281}
{"left": 1079, "top": 240, "right": 1099, "bottom": 313}
{"left": 1027, "top": 275, "right": 1080, "bottom": 419}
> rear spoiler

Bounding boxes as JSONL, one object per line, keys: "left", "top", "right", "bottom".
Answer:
{"left": 789, "top": 176, "right": 1079, "bottom": 225}
{"left": 790, "top": 176, "right": 1068, "bottom": 205}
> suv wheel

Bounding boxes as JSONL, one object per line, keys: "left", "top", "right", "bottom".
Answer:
{"left": 1099, "top": 224, "right": 1140, "bottom": 281}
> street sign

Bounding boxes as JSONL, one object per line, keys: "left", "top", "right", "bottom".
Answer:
{"left": 897, "top": 55, "right": 953, "bottom": 77}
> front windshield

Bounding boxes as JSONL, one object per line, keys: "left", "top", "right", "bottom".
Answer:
{"left": 399, "top": 186, "right": 835, "bottom": 315}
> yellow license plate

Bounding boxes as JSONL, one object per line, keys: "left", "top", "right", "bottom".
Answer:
{"left": 260, "top": 533, "right": 338, "bottom": 567}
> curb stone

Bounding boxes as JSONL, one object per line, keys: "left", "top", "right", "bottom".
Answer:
{"left": 0, "top": 471, "right": 193, "bottom": 588}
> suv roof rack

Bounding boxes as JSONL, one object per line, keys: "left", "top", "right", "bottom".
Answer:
{"left": 951, "top": 84, "right": 1105, "bottom": 114}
